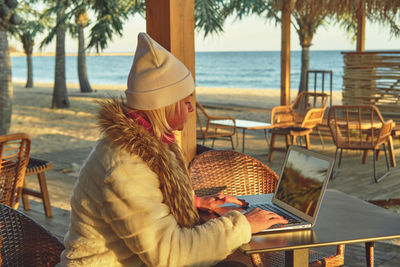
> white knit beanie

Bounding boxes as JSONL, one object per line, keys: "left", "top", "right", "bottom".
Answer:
{"left": 125, "top": 32, "right": 195, "bottom": 110}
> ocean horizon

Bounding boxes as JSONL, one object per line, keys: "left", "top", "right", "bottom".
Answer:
{"left": 11, "top": 50, "right": 345, "bottom": 91}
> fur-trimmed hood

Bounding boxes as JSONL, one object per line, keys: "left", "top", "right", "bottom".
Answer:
{"left": 97, "top": 98, "right": 199, "bottom": 227}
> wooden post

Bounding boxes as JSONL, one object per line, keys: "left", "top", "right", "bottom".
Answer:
{"left": 356, "top": 0, "right": 365, "bottom": 52}
{"left": 285, "top": 248, "right": 309, "bottom": 267}
{"left": 281, "top": 0, "right": 292, "bottom": 105}
{"left": 146, "top": 0, "right": 196, "bottom": 164}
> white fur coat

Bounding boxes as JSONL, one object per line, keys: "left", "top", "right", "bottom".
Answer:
{"left": 61, "top": 99, "right": 251, "bottom": 266}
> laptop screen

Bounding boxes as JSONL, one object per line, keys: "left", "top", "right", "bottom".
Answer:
{"left": 274, "top": 147, "right": 331, "bottom": 218}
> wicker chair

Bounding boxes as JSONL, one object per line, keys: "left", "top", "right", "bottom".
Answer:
{"left": 189, "top": 150, "right": 344, "bottom": 267}
{"left": 328, "top": 105, "right": 393, "bottom": 183}
{"left": 269, "top": 92, "right": 328, "bottom": 162}
{"left": 196, "top": 102, "right": 237, "bottom": 149}
{"left": 0, "top": 133, "right": 31, "bottom": 209}
{"left": 0, "top": 203, "right": 64, "bottom": 266}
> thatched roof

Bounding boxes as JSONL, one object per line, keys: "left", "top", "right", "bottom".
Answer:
{"left": 273, "top": 0, "right": 399, "bottom": 17}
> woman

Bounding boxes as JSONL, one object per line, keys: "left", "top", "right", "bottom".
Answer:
{"left": 61, "top": 32, "right": 287, "bottom": 266}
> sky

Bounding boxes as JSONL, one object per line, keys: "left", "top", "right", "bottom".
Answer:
{"left": 10, "top": 13, "right": 400, "bottom": 53}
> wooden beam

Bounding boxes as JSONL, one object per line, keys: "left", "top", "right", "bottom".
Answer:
{"left": 145, "top": 0, "right": 196, "bottom": 164}
{"left": 281, "top": 0, "right": 292, "bottom": 105}
{"left": 356, "top": 0, "right": 366, "bottom": 52}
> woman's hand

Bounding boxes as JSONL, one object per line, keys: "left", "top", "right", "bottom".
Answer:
{"left": 196, "top": 194, "right": 248, "bottom": 211}
{"left": 244, "top": 208, "right": 288, "bottom": 233}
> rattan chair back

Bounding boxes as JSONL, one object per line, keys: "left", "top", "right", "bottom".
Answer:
{"left": 189, "top": 150, "right": 278, "bottom": 196}
{"left": 0, "top": 203, "right": 64, "bottom": 266}
{"left": 196, "top": 102, "right": 237, "bottom": 149}
{"left": 271, "top": 92, "right": 328, "bottom": 128}
{"left": 0, "top": 133, "right": 31, "bottom": 209}
{"left": 328, "top": 105, "right": 393, "bottom": 150}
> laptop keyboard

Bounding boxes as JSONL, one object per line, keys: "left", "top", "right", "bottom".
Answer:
{"left": 252, "top": 203, "right": 302, "bottom": 224}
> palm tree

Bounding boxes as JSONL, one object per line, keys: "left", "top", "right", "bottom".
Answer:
{"left": 219, "top": 0, "right": 331, "bottom": 93}
{"left": 0, "top": 0, "right": 20, "bottom": 135}
{"left": 10, "top": 1, "right": 51, "bottom": 88}
{"left": 52, "top": 0, "right": 69, "bottom": 108}
{"left": 0, "top": 27, "right": 12, "bottom": 135}
{"left": 291, "top": 2, "right": 330, "bottom": 93}
{"left": 39, "top": 0, "right": 141, "bottom": 108}
{"left": 75, "top": 8, "right": 92, "bottom": 93}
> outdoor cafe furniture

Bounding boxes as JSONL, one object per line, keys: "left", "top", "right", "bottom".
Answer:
{"left": 189, "top": 150, "right": 345, "bottom": 267}
{"left": 0, "top": 203, "right": 64, "bottom": 266}
{"left": 268, "top": 92, "right": 328, "bottom": 162}
{"left": 0, "top": 133, "right": 31, "bottom": 209}
{"left": 196, "top": 102, "right": 236, "bottom": 149}
{"left": 21, "top": 157, "right": 54, "bottom": 217}
{"left": 328, "top": 105, "right": 393, "bottom": 183}
{"left": 208, "top": 119, "right": 272, "bottom": 153}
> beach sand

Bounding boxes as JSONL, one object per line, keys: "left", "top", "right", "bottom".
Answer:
{"left": 10, "top": 81, "right": 343, "bottom": 208}
{"left": 10, "top": 81, "right": 343, "bottom": 168}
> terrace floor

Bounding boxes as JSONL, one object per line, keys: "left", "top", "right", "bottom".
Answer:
{"left": 18, "top": 103, "right": 400, "bottom": 267}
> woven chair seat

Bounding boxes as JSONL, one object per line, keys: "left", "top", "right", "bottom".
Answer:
{"left": 271, "top": 127, "right": 313, "bottom": 136}
{"left": 335, "top": 140, "right": 380, "bottom": 150}
{"left": 26, "top": 158, "right": 53, "bottom": 176}
{"left": 0, "top": 203, "right": 64, "bottom": 266}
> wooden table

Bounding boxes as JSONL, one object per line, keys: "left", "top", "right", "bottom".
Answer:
{"left": 237, "top": 189, "right": 400, "bottom": 267}
{"left": 209, "top": 119, "right": 271, "bottom": 153}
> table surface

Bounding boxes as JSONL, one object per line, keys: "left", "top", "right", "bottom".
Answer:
{"left": 239, "top": 189, "right": 400, "bottom": 254}
{"left": 210, "top": 119, "right": 271, "bottom": 130}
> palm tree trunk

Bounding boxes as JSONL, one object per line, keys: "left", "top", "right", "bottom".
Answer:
{"left": 78, "top": 25, "right": 92, "bottom": 93}
{"left": 52, "top": 14, "right": 70, "bottom": 108}
{"left": 0, "top": 29, "right": 12, "bottom": 135}
{"left": 26, "top": 52, "right": 33, "bottom": 88}
{"left": 22, "top": 34, "right": 34, "bottom": 88}
{"left": 298, "top": 45, "right": 310, "bottom": 94}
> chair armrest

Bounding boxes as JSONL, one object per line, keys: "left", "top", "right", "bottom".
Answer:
{"left": 376, "top": 120, "right": 393, "bottom": 145}
{"left": 271, "top": 106, "right": 295, "bottom": 127}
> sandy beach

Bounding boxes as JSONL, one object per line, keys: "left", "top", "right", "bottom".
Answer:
{"left": 10, "top": 81, "right": 343, "bottom": 168}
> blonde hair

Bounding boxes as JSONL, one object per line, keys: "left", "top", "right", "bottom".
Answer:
{"left": 127, "top": 101, "right": 181, "bottom": 140}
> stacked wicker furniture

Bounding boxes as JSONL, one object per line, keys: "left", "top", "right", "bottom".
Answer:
{"left": 189, "top": 150, "right": 345, "bottom": 267}
{"left": 0, "top": 203, "right": 64, "bottom": 266}
{"left": 0, "top": 133, "right": 31, "bottom": 209}
{"left": 328, "top": 105, "right": 393, "bottom": 182}
{"left": 269, "top": 92, "right": 328, "bottom": 162}
{"left": 342, "top": 51, "right": 400, "bottom": 113}
{"left": 196, "top": 102, "right": 237, "bottom": 149}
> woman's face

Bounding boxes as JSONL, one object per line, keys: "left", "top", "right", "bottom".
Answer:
{"left": 167, "top": 94, "right": 194, "bottom": 131}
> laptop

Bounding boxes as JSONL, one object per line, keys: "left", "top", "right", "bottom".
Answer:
{"left": 215, "top": 146, "right": 334, "bottom": 232}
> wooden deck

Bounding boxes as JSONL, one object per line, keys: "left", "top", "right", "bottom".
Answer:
{"left": 18, "top": 107, "right": 400, "bottom": 266}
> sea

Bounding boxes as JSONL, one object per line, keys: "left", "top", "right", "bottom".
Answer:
{"left": 10, "top": 50, "right": 345, "bottom": 91}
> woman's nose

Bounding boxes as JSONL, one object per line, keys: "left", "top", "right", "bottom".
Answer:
{"left": 187, "top": 102, "right": 194, "bottom": 112}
